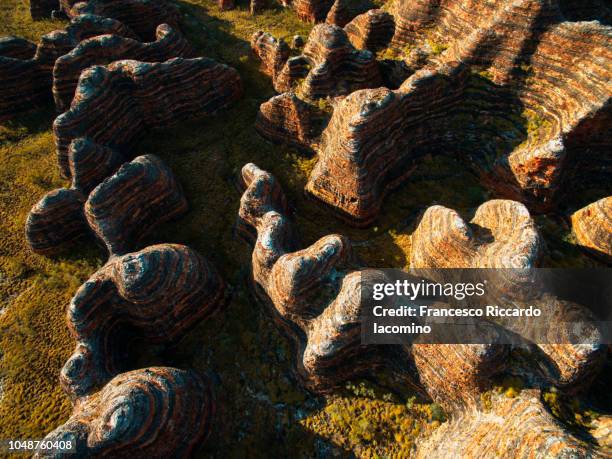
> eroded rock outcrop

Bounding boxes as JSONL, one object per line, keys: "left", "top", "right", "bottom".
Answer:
{"left": 238, "top": 163, "right": 403, "bottom": 391}
{"left": 239, "top": 165, "right": 607, "bottom": 457}
{"left": 252, "top": 24, "right": 381, "bottom": 98}
{"left": 324, "top": 0, "right": 372, "bottom": 28}
{"left": 61, "top": 0, "right": 181, "bottom": 40}
{"left": 292, "top": 0, "right": 335, "bottom": 23}
{"left": 571, "top": 197, "right": 612, "bottom": 263}
{"left": 26, "top": 151, "right": 185, "bottom": 257}
{"left": 0, "top": 14, "right": 136, "bottom": 120}
{"left": 53, "top": 23, "right": 194, "bottom": 111}
{"left": 61, "top": 243, "right": 224, "bottom": 398}
{"left": 344, "top": 9, "right": 395, "bottom": 52}
{"left": 255, "top": 92, "right": 322, "bottom": 150}
{"left": 416, "top": 390, "right": 598, "bottom": 458}
{"left": 54, "top": 57, "right": 242, "bottom": 177}
{"left": 37, "top": 367, "right": 214, "bottom": 458}
{"left": 410, "top": 200, "right": 542, "bottom": 269}
{"left": 303, "top": 0, "right": 611, "bottom": 224}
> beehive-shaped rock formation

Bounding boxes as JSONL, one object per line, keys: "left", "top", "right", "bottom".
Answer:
{"left": 61, "top": 243, "right": 224, "bottom": 398}
{"left": 344, "top": 9, "right": 395, "bottom": 51}
{"left": 255, "top": 92, "right": 321, "bottom": 150}
{"left": 86, "top": 155, "right": 188, "bottom": 255}
{"left": 304, "top": 0, "right": 611, "bottom": 224}
{"left": 53, "top": 24, "right": 194, "bottom": 111}
{"left": 37, "top": 367, "right": 214, "bottom": 458}
{"left": 410, "top": 200, "right": 542, "bottom": 269}
{"left": 252, "top": 24, "right": 381, "bottom": 99}
{"left": 26, "top": 151, "right": 186, "bottom": 256}
{"left": 54, "top": 57, "right": 242, "bottom": 177}
{"left": 0, "top": 14, "right": 136, "bottom": 120}
{"left": 292, "top": 0, "right": 335, "bottom": 23}
{"left": 410, "top": 200, "right": 605, "bottom": 391}
{"left": 571, "top": 197, "right": 612, "bottom": 264}
{"left": 61, "top": 0, "right": 181, "bottom": 40}
{"left": 324, "top": 0, "right": 372, "bottom": 28}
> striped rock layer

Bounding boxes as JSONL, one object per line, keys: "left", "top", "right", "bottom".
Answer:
{"left": 344, "top": 9, "right": 395, "bottom": 52}
{"left": 61, "top": 0, "right": 181, "bottom": 40}
{"left": 571, "top": 197, "right": 612, "bottom": 264}
{"left": 0, "top": 14, "right": 136, "bottom": 121}
{"left": 61, "top": 243, "right": 225, "bottom": 398}
{"left": 416, "top": 390, "right": 600, "bottom": 459}
{"left": 54, "top": 57, "right": 242, "bottom": 177}
{"left": 238, "top": 163, "right": 407, "bottom": 392}
{"left": 410, "top": 201, "right": 606, "bottom": 392}
{"left": 324, "top": 0, "right": 373, "bottom": 28}
{"left": 410, "top": 200, "right": 543, "bottom": 269}
{"left": 255, "top": 92, "right": 322, "bottom": 150}
{"left": 239, "top": 164, "right": 607, "bottom": 456}
{"left": 25, "top": 152, "right": 186, "bottom": 257}
{"left": 251, "top": 9, "right": 399, "bottom": 152}
{"left": 305, "top": 0, "right": 611, "bottom": 224}
{"left": 85, "top": 155, "right": 188, "bottom": 256}
{"left": 252, "top": 24, "right": 381, "bottom": 98}
{"left": 37, "top": 367, "right": 214, "bottom": 458}
{"left": 53, "top": 23, "right": 194, "bottom": 111}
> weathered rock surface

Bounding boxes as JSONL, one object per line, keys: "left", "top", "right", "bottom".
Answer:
{"left": 61, "top": 0, "right": 181, "bottom": 40}
{"left": 292, "top": 0, "right": 335, "bottom": 23}
{"left": 37, "top": 367, "right": 214, "bottom": 458}
{"left": 53, "top": 23, "right": 194, "bottom": 111}
{"left": 251, "top": 30, "right": 290, "bottom": 84}
{"left": 25, "top": 150, "right": 184, "bottom": 256}
{"left": 344, "top": 9, "right": 395, "bottom": 51}
{"left": 238, "top": 163, "right": 401, "bottom": 391}
{"left": 571, "top": 197, "right": 612, "bottom": 263}
{"left": 252, "top": 24, "right": 381, "bottom": 98}
{"left": 410, "top": 200, "right": 542, "bottom": 269}
{"left": 304, "top": 0, "right": 611, "bottom": 224}
{"left": 61, "top": 243, "right": 224, "bottom": 398}
{"left": 299, "top": 23, "right": 381, "bottom": 99}
{"left": 85, "top": 155, "right": 188, "bottom": 256}
{"left": 325, "top": 0, "right": 372, "bottom": 28}
{"left": 0, "top": 36, "right": 37, "bottom": 59}
{"left": 240, "top": 166, "right": 607, "bottom": 456}
{"left": 0, "top": 14, "right": 136, "bottom": 120}
{"left": 25, "top": 187, "right": 89, "bottom": 256}
{"left": 416, "top": 390, "right": 599, "bottom": 459}
{"left": 54, "top": 57, "right": 242, "bottom": 177}
{"left": 410, "top": 200, "right": 605, "bottom": 391}
{"left": 255, "top": 92, "right": 321, "bottom": 150}
{"left": 0, "top": 44, "right": 50, "bottom": 121}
